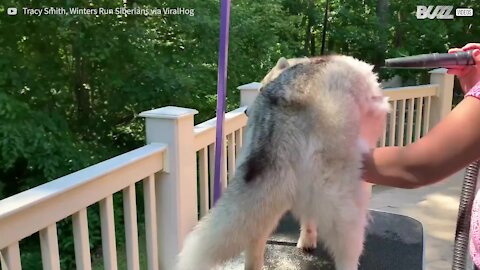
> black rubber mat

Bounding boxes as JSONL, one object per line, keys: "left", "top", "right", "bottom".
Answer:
{"left": 223, "top": 210, "right": 424, "bottom": 270}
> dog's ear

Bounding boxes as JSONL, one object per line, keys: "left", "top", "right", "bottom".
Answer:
{"left": 261, "top": 57, "right": 292, "bottom": 85}
{"left": 275, "top": 57, "right": 290, "bottom": 70}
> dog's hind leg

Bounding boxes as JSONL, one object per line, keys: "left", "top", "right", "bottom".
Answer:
{"left": 245, "top": 237, "right": 268, "bottom": 270}
{"left": 244, "top": 220, "right": 277, "bottom": 270}
{"left": 244, "top": 204, "right": 289, "bottom": 270}
{"left": 320, "top": 204, "right": 368, "bottom": 270}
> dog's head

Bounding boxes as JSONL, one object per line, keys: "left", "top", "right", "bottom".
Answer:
{"left": 261, "top": 57, "right": 310, "bottom": 85}
{"left": 243, "top": 57, "right": 310, "bottom": 116}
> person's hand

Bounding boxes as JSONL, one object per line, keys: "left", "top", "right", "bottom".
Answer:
{"left": 447, "top": 43, "right": 480, "bottom": 93}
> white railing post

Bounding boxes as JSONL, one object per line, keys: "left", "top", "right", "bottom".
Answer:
{"left": 238, "top": 82, "right": 261, "bottom": 145}
{"left": 428, "top": 68, "right": 454, "bottom": 130}
{"left": 140, "top": 106, "right": 198, "bottom": 270}
{"left": 238, "top": 82, "right": 261, "bottom": 107}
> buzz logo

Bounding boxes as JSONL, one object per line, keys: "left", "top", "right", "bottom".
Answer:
{"left": 416, "top": 5, "right": 454, "bottom": 19}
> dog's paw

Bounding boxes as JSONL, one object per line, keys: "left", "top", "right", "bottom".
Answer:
{"left": 300, "top": 246, "right": 316, "bottom": 253}
{"left": 296, "top": 234, "right": 317, "bottom": 253}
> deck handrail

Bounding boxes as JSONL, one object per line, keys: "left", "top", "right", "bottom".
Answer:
{"left": 383, "top": 84, "right": 437, "bottom": 100}
{"left": 194, "top": 106, "right": 248, "bottom": 151}
{"left": 0, "top": 143, "right": 166, "bottom": 221}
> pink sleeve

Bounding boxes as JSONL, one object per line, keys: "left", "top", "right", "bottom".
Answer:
{"left": 471, "top": 193, "right": 480, "bottom": 267}
{"left": 468, "top": 81, "right": 480, "bottom": 267}
{"left": 465, "top": 81, "right": 480, "bottom": 100}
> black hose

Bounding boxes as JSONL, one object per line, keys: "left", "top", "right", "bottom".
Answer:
{"left": 453, "top": 160, "right": 480, "bottom": 270}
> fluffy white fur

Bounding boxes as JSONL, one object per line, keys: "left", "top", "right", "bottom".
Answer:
{"left": 176, "top": 55, "right": 390, "bottom": 270}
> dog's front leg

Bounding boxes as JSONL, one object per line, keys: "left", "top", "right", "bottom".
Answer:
{"left": 245, "top": 236, "right": 268, "bottom": 270}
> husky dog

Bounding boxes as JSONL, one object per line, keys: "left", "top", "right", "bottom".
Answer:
{"left": 176, "top": 55, "right": 390, "bottom": 270}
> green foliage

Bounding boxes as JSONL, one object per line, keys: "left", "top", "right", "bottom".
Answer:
{"left": 0, "top": 92, "right": 103, "bottom": 198}
{"left": 0, "top": 0, "right": 479, "bottom": 268}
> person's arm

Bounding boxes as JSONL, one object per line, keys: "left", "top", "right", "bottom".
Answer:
{"left": 363, "top": 43, "right": 480, "bottom": 189}
{"left": 363, "top": 96, "right": 480, "bottom": 189}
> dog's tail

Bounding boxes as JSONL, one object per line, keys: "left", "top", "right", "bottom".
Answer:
{"left": 175, "top": 179, "right": 291, "bottom": 270}
{"left": 175, "top": 187, "right": 258, "bottom": 270}
{"left": 175, "top": 201, "right": 242, "bottom": 270}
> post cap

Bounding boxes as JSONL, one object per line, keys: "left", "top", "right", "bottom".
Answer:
{"left": 139, "top": 106, "right": 198, "bottom": 119}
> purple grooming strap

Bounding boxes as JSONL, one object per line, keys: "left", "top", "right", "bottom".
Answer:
{"left": 213, "top": 0, "right": 231, "bottom": 204}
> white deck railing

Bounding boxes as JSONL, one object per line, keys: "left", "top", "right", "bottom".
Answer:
{"left": 0, "top": 69, "right": 453, "bottom": 270}
{"left": 381, "top": 69, "right": 453, "bottom": 147}
{"left": 0, "top": 144, "right": 167, "bottom": 270}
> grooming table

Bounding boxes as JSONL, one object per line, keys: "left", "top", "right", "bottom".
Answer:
{"left": 223, "top": 210, "right": 424, "bottom": 270}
